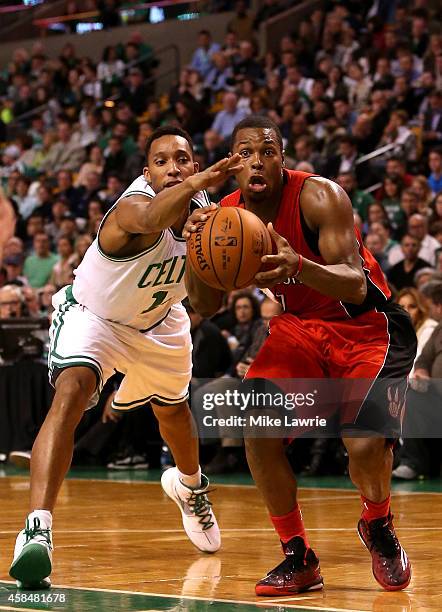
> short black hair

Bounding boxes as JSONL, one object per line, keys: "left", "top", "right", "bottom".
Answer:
{"left": 428, "top": 282, "right": 442, "bottom": 305}
{"left": 145, "top": 125, "right": 194, "bottom": 159}
{"left": 231, "top": 115, "right": 283, "bottom": 152}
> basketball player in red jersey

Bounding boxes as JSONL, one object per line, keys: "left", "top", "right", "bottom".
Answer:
{"left": 184, "top": 116, "right": 417, "bottom": 596}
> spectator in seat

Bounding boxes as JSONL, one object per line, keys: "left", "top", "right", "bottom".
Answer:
{"left": 0, "top": 284, "right": 23, "bottom": 318}
{"left": 389, "top": 214, "right": 440, "bottom": 266}
{"left": 121, "top": 68, "right": 149, "bottom": 117}
{"left": 336, "top": 172, "right": 374, "bottom": 222}
{"left": 427, "top": 148, "right": 442, "bottom": 194}
{"left": 202, "top": 129, "right": 228, "bottom": 168}
{"left": 422, "top": 89, "right": 442, "bottom": 150}
{"left": 102, "top": 137, "right": 126, "bottom": 182}
{"left": 55, "top": 170, "right": 80, "bottom": 211}
{"left": 364, "top": 232, "right": 390, "bottom": 274}
{"left": 3, "top": 254, "right": 27, "bottom": 286}
{"left": 387, "top": 234, "right": 430, "bottom": 291}
{"left": 99, "top": 175, "right": 123, "bottom": 211}
{"left": 233, "top": 41, "right": 264, "bottom": 84}
{"left": 393, "top": 282, "right": 442, "bottom": 480}
{"left": 23, "top": 232, "right": 58, "bottom": 289}
{"left": 75, "top": 145, "right": 104, "bottom": 188}
{"left": 396, "top": 287, "right": 438, "bottom": 362}
{"left": 211, "top": 92, "right": 248, "bottom": 141}
{"left": 40, "top": 121, "right": 85, "bottom": 176}
{"left": 50, "top": 235, "right": 77, "bottom": 290}
{"left": 75, "top": 172, "right": 103, "bottom": 219}
{"left": 190, "top": 30, "right": 220, "bottom": 80}
{"left": 379, "top": 175, "right": 405, "bottom": 230}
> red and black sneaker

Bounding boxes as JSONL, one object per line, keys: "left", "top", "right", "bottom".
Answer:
{"left": 358, "top": 513, "right": 411, "bottom": 591}
{"left": 255, "top": 536, "right": 323, "bottom": 596}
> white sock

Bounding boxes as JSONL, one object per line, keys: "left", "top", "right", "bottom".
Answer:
{"left": 28, "top": 510, "right": 52, "bottom": 530}
{"left": 178, "top": 467, "right": 201, "bottom": 489}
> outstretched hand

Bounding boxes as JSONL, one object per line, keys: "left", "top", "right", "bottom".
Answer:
{"left": 188, "top": 154, "right": 244, "bottom": 193}
{"left": 254, "top": 223, "right": 300, "bottom": 288}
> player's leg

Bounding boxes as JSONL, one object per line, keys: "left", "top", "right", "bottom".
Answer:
{"left": 10, "top": 290, "right": 115, "bottom": 589}
{"left": 152, "top": 400, "right": 220, "bottom": 553}
{"left": 115, "top": 305, "right": 219, "bottom": 552}
{"left": 332, "top": 307, "right": 416, "bottom": 591}
{"left": 10, "top": 366, "right": 97, "bottom": 589}
{"left": 151, "top": 400, "right": 198, "bottom": 476}
{"left": 342, "top": 436, "right": 392, "bottom": 504}
{"left": 244, "top": 316, "right": 324, "bottom": 596}
{"left": 30, "top": 367, "right": 97, "bottom": 511}
{"left": 343, "top": 436, "right": 411, "bottom": 591}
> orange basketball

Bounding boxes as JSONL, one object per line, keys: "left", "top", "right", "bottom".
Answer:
{"left": 187, "top": 207, "right": 273, "bottom": 291}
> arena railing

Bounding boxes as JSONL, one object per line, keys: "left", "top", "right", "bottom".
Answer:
{"left": 355, "top": 143, "right": 399, "bottom": 166}
{"left": 357, "top": 142, "right": 406, "bottom": 195}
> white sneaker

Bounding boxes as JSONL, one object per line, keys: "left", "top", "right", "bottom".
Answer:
{"left": 161, "top": 467, "right": 221, "bottom": 553}
{"left": 392, "top": 464, "right": 418, "bottom": 480}
{"left": 9, "top": 451, "right": 31, "bottom": 470}
{"left": 9, "top": 516, "right": 53, "bottom": 589}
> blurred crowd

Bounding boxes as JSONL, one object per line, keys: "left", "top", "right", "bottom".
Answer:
{"left": 0, "top": 0, "right": 442, "bottom": 479}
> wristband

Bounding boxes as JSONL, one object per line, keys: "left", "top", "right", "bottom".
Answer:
{"left": 293, "top": 254, "right": 303, "bottom": 279}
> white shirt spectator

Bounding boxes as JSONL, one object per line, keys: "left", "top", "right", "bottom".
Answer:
{"left": 388, "top": 234, "right": 440, "bottom": 267}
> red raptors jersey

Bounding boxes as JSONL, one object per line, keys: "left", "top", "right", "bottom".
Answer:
{"left": 220, "top": 169, "right": 391, "bottom": 320}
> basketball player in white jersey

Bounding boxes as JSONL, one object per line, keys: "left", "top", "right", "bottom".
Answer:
{"left": 10, "top": 126, "right": 243, "bottom": 589}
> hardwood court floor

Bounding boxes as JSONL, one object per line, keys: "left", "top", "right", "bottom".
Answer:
{"left": 0, "top": 467, "right": 441, "bottom": 611}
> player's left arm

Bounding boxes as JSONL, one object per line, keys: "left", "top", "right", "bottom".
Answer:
{"left": 255, "top": 177, "right": 367, "bottom": 305}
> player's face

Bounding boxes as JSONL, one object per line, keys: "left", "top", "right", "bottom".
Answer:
{"left": 144, "top": 135, "right": 198, "bottom": 193}
{"left": 232, "top": 128, "right": 284, "bottom": 202}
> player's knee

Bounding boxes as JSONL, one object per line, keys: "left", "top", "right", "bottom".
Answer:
{"left": 345, "top": 437, "right": 388, "bottom": 469}
{"left": 152, "top": 401, "right": 189, "bottom": 425}
{"left": 53, "top": 368, "right": 96, "bottom": 415}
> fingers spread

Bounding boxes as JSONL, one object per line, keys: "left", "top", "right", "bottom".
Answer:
{"left": 262, "top": 254, "right": 285, "bottom": 264}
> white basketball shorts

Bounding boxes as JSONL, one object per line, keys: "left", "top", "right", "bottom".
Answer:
{"left": 49, "top": 286, "right": 192, "bottom": 410}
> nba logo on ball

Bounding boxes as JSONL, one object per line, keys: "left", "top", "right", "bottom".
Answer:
{"left": 214, "top": 236, "right": 238, "bottom": 247}
{"left": 188, "top": 207, "right": 272, "bottom": 291}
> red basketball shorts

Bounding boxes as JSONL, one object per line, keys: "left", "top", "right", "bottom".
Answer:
{"left": 245, "top": 302, "right": 417, "bottom": 437}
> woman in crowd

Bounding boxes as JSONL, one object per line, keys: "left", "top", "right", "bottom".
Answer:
{"left": 396, "top": 287, "right": 438, "bottom": 362}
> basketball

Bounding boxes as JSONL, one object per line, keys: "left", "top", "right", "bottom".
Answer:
{"left": 187, "top": 207, "right": 273, "bottom": 291}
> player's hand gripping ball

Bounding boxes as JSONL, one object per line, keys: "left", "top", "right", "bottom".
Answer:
{"left": 187, "top": 207, "right": 273, "bottom": 291}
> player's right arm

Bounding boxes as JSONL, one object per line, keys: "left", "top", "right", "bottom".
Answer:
{"left": 183, "top": 208, "right": 225, "bottom": 317}
{"left": 115, "top": 155, "right": 243, "bottom": 236}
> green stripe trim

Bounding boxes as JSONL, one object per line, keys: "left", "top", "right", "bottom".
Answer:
{"left": 49, "top": 296, "right": 104, "bottom": 382}
{"left": 167, "top": 227, "right": 186, "bottom": 242}
{"left": 112, "top": 391, "right": 189, "bottom": 410}
{"left": 49, "top": 354, "right": 104, "bottom": 378}
{"left": 96, "top": 229, "right": 165, "bottom": 262}
{"left": 50, "top": 300, "right": 76, "bottom": 363}
{"left": 49, "top": 360, "right": 102, "bottom": 391}
{"left": 139, "top": 308, "right": 171, "bottom": 333}
{"left": 65, "top": 284, "right": 77, "bottom": 304}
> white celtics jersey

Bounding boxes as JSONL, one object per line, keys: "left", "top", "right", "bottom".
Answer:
{"left": 72, "top": 175, "right": 211, "bottom": 331}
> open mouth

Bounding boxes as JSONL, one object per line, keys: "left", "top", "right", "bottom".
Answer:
{"left": 164, "top": 180, "right": 182, "bottom": 188}
{"left": 248, "top": 175, "right": 267, "bottom": 193}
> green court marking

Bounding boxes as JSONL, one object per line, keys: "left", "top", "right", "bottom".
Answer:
{"left": 1, "top": 465, "right": 441, "bottom": 493}
{"left": 0, "top": 581, "right": 318, "bottom": 612}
